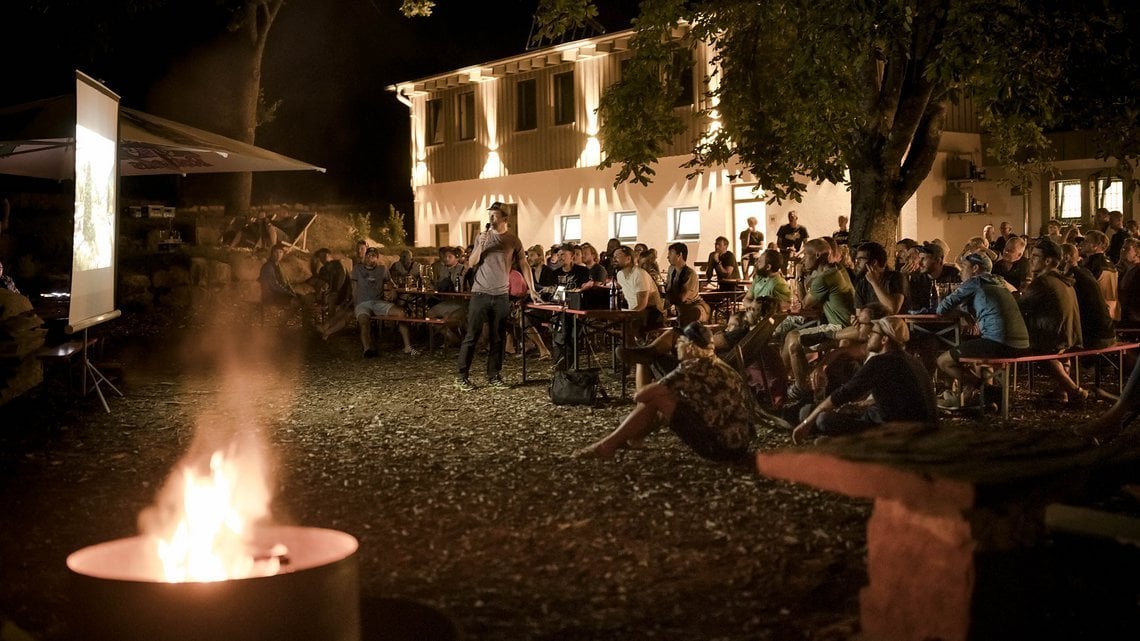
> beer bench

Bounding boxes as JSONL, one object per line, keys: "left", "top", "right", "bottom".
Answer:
{"left": 758, "top": 426, "right": 1140, "bottom": 641}
{"left": 371, "top": 315, "right": 456, "bottom": 351}
{"left": 959, "top": 342, "right": 1139, "bottom": 418}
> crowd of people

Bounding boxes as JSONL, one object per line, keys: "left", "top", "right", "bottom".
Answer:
{"left": 260, "top": 203, "right": 1139, "bottom": 461}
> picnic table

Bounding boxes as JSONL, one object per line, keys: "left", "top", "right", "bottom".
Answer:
{"left": 522, "top": 303, "right": 643, "bottom": 396}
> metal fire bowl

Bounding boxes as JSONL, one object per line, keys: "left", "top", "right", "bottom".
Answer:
{"left": 66, "top": 526, "right": 360, "bottom": 641}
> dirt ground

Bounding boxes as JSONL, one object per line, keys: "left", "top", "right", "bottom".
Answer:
{"left": 0, "top": 301, "right": 1133, "bottom": 640}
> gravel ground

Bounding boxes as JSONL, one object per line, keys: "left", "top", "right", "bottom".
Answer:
{"left": 0, "top": 302, "right": 1131, "bottom": 640}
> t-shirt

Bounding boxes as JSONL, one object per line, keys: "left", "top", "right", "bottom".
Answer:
{"left": 351, "top": 263, "right": 390, "bottom": 306}
{"left": 586, "top": 263, "right": 608, "bottom": 284}
{"left": 471, "top": 230, "right": 523, "bottom": 295}
{"left": 829, "top": 350, "right": 938, "bottom": 424}
{"left": 910, "top": 266, "right": 962, "bottom": 311}
{"left": 807, "top": 265, "right": 855, "bottom": 326}
{"left": 389, "top": 259, "right": 422, "bottom": 283}
{"left": 852, "top": 269, "right": 906, "bottom": 310}
{"left": 992, "top": 257, "right": 1029, "bottom": 289}
{"left": 833, "top": 229, "right": 850, "bottom": 246}
{"left": 704, "top": 251, "right": 740, "bottom": 290}
{"left": 540, "top": 264, "right": 592, "bottom": 290}
{"left": 776, "top": 224, "right": 809, "bottom": 251}
{"left": 616, "top": 266, "right": 664, "bottom": 311}
{"left": 1019, "top": 270, "right": 1082, "bottom": 353}
{"left": 740, "top": 229, "right": 764, "bottom": 253}
{"left": 748, "top": 273, "right": 791, "bottom": 304}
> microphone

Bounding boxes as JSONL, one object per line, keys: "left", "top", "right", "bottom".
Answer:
{"left": 485, "top": 222, "right": 492, "bottom": 232}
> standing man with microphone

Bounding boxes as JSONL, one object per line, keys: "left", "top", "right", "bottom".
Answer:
{"left": 455, "top": 201, "right": 542, "bottom": 391}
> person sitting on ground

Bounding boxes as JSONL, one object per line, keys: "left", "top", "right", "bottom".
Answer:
{"left": 779, "top": 238, "right": 855, "bottom": 401}
{"left": 313, "top": 248, "right": 353, "bottom": 339}
{"left": 575, "top": 322, "right": 768, "bottom": 463}
{"left": 934, "top": 252, "right": 1029, "bottom": 408}
{"left": 388, "top": 249, "right": 422, "bottom": 287}
{"left": 613, "top": 245, "right": 665, "bottom": 341}
{"left": 352, "top": 247, "right": 418, "bottom": 358}
{"left": 1019, "top": 238, "right": 1086, "bottom": 403}
{"left": 703, "top": 236, "right": 740, "bottom": 291}
{"left": 743, "top": 248, "right": 790, "bottom": 312}
{"left": 0, "top": 259, "right": 19, "bottom": 294}
{"left": 1061, "top": 243, "right": 1116, "bottom": 350}
{"left": 992, "top": 236, "right": 1029, "bottom": 290}
{"left": 664, "top": 242, "right": 711, "bottom": 326}
{"left": 792, "top": 317, "right": 938, "bottom": 444}
{"left": 259, "top": 242, "right": 299, "bottom": 309}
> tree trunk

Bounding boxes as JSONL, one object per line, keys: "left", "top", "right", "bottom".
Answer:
{"left": 848, "top": 166, "right": 902, "bottom": 250}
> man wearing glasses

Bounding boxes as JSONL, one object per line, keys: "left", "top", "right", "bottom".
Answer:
{"left": 1018, "top": 238, "right": 1087, "bottom": 403}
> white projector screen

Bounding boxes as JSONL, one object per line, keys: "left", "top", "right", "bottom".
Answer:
{"left": 68, "top": 71, "right": 121, "bottom": 333}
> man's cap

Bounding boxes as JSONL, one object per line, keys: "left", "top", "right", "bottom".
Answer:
{"left": 874, "top": 317, "right": 910, "bottom": 344}
{"left": 962, "top": 251, "right": 992, "bottom": 272}
{"left": 487, "top": 201, "right": 506, "bottom": 212}
{"left": 916, "top": 241, "right": 945, "bottom": 259}
{"left": 681, "top": 321, "right": 713, "bottom": 349}
{"left": 364, "top": 246, "right": 380, "bottom": 256}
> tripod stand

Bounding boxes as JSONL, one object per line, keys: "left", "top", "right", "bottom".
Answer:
{"left": 80, "top": 328, "right": 122, "bottom": 413}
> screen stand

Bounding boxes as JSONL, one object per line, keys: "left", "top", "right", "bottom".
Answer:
{"left": 80, "top": 328, "right": 122, "bottom": 413}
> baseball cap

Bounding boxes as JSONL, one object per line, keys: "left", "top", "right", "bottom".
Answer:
{"left": 487, "top": 201, "right": 506, "bottom": 212}
{"left": 874, "top": 317, "right": 910, "bottom": 344}
{"left": 962, "top": 252, "right": 992, "bottom": 272}
{"left": 916, "top": 241, "right": 945, "bottom": 260}
{"left": 364, "top": 246, "right": 380, "bottom": 256}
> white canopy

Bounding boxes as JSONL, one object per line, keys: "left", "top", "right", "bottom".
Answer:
{"left": 0, "top": 95, "right": 325, "bottom": 179}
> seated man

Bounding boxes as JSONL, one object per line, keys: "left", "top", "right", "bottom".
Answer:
{"left": 779, "top": 238, "right": 855, "bottom": 400}
{"left": 992, "top": 236, "right": 1029, "bottom": 290}
{"left": 1081, "top": 230, "right": 1119, "bottom": 320}
{"left": 312, "top": 248, "right": 353, "bottom": 340}
{"left": 539, "top": 244, "right": 595, "bottom": 367}
{"left": 908, "top": 241, "right": 961, "bottom": 312}
{"left": 389, "top": 249, "right": 422, "bottom": 287}
{"left": 575, "top": 322, "right": 769, "bottom": 463}
{"left": 1062, "top": 242, "right": 1116, "bottom": 350}
{"left": 823, "top": 241, "right": 904, "bottom": 347}
{"left": 259, "top": 242, "right": 299, "bottom": 309}
{"left": 934, "top": 252, "right": 1029, "bottom": 407}
{"left": 792, "top": 317, "right": 938, "bottom": 444}
{"left": 703, "top": 236, "right": 740, "bottom": 291}
{"left": 1019, "top": 238, "right": 1086, "bottom": 402}
{"left": 742, "top": 248, "right": 790, "bottom": 312}
{"left": 664, "top": 242, "right": 710, "bottom": 326}
{"left": 613, "top": 245, "right": 665, "bottom": 342}
{"left": 352, "top": 247, "right": 418, "bottom": 358}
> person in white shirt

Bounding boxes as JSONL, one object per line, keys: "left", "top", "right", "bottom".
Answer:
{"left": 614, "top": 245, "right": 664, "bottom": 338}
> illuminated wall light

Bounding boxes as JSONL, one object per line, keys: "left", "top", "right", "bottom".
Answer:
{"left": 413, "top": 160, "right": 429, "bottom": 187}
{"left": 579, "top": 136, "right": 602, "bottom": 168}
{"left": 480, "top": 151, "right": 505, "bottom": 179}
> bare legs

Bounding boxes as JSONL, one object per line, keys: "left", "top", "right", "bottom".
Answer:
{"left": 574, "top": 383, "right": 676, "bottom": 459}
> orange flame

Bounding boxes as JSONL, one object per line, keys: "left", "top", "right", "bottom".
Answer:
{"left": 142, "top": 441, "right": 280, "bottom": 583}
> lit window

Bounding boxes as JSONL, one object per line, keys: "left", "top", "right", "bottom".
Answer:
{"left": 614, "top": 211, "right": 637, "bottom": 242}
{"left": 554, "top": 71, "right": 575, "bottom": 125}
{"left": 1096, "top": 177, "right": 1124, "bottom": 212}
{"left": 517, "top": 79, "right": 537, "bottom": 131}
{"left": 457, "top": 92, "right": 475, "bottom": 141}
{"left": 560, "top": 215, "right": 581, "bottom": 243}
{"left": 1051, "top": 180, "right": 1082, "bottom": 219}
{"left": 426, "top": 98, "right": 445, "bottom": 145}
{"left": 673, "top": 207, "right": 700, "bottom": 240}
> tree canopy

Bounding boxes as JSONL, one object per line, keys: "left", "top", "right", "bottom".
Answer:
{"left": 404, "top": 0, "right": 1139, "bottom": 244}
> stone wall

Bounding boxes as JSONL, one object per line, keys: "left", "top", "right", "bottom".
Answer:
{"left": 0, "top": 291, "right": 46, "bottom": 406}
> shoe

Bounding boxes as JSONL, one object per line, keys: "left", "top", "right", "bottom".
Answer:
{"left": 404, "top": 347, "right": 422, "bottom": 356}
{"left": 487, "top": 376, "right": 511, "bottom": 390}
{"left": 937, "top": 390, "right": 961, "bottom": 410}
{"left": 1067, "top": 388, "right": 1089, "bottom": 405}
{"left": 1041, "top": 390, "right": 1069, "bottom": 403}
{"left": 618, "top": 345, "right": 659, "bottom": 367}
{"left": 455, "top": 377, "right": 476, "bottom": 392}
{"left": 363, "top": 348, "right": 378, "bottom": 359}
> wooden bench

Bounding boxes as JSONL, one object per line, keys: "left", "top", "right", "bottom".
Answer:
{"left": 758, "top": 426, "right": 1140, "bottom": 641}
{"left": 959, "top": 342, "right": 1140, "bottom": 418}
{"left": 36, "top": 338, "right": 98, "bottom": 394}
{"left": 371, "top": 315, "right": 457, "bottom": 351}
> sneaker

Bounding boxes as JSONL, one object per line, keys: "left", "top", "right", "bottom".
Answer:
{"left": 937, "top": 390, "right": 961, "bottom": 410}
{"left": 363, "top": 348, "right": 378, "bottom": 359}
{"left": 487, "top": 376, "right": 511, "bottom": 389}
{"left": 785, "top": 383, "right": 807, "bottom": 404}
{"left": 455, "top": 377, "right": 476, "bottom": 392}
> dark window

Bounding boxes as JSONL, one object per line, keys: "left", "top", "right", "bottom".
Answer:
{"left": 457, "top": 92, "right": 475, "bottom": 141}
{"left": 516, "top": 78, "right": 537, "bottom": 131}
{"left": 553, "top": 71, "right": 575, "bottom": 125}
{"left": 672, "top": 49, "right": 694, "bottom": 108}
{"left": 434, "top": 224, "right": 450, "bottom": 248}
{"left": 426, "top": 98, "right": 445, "bottom": 145}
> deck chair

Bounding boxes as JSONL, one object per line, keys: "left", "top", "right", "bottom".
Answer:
{"left": 722, "top": 316, "right": 777, "bottom": 372}
{"left": 279, "top": 212, "right": 318, "bottom": 252}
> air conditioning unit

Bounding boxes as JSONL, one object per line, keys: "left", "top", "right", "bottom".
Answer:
{"left": 945, "top": 184, "right": 972, "bottom": 214}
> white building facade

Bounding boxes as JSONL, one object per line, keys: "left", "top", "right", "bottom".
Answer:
{"left": 392, "top": 28, "right": 1135, "bottom": 259}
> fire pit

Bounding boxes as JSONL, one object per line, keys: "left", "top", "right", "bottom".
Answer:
{"left": 67, "top": 525, "right": 360, "bottom": 641}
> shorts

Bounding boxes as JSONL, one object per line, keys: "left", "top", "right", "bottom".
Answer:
{"left": 950, "top": 338, "right": 1026, "bottom": 362}
{"left": 355, "top": 300, "right": 398, "bottom": 317}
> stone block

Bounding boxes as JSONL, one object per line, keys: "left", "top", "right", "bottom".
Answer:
{"left": 230, "top": 254, "right": 262, "bottom": 281}
{"left": 153, "top": 266, "right": 191, "bottom": 289}
{"left": 208, "top": 260, "right": 232, "bottom": 286}
{"left": 0, "top": 291, "right": 33, "bottom": 320}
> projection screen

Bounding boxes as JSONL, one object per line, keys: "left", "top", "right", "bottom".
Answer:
{"left": 68, "top": 71, "right": 121, "bottom": 333}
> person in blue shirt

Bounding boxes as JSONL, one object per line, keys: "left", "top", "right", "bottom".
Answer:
{"left": 934, "top": 252, "right": 1029, "bottom": 407}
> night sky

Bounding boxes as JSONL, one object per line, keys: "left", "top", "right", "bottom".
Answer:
{"left": 0, "top": 1, "right": 636, "bottom": 213}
